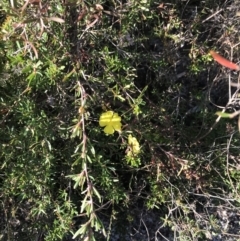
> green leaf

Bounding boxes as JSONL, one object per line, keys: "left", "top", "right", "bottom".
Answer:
{"left": 72, "top": 224, "right": 88, "bottom": 239}
{"left": 92, "top": 186, "right": 101, "bottom": 202}
{"left": 215, "top": 112, "right": 232, "bottom": 118}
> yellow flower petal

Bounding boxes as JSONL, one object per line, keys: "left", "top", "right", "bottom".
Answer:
{"left": 112, "top": 113, "right": 121, "bottom": 122}
{"left": 99, "top": 111, "right": 114, "bottom": 127}
{"left": 133, "top": 145, "right": 140, "bottom": 153}
{"left": 99, "top": 111, "right": 122, "bottom": 134}
{"left": 104, "top": 125, "right": 114, "bottom": 134}
{"left": 128, "top": 135, "right": 140, "bottom": 154}
{"left": 112, "top": 122, "right": 122, "bottom": 131}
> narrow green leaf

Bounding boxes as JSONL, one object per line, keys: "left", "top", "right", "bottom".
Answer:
{"left": 216, "top": 110, "right": 240, "bottom": 119}
{"left": 215, "top": 112, "right": 232, "bottom": 118}
{"left": 80, "top": 195, "right": 88, "bottom": 213}
{"left": 72, "top": 224, "right": 87, "bottom": 239}
{"left": 92, "top": 186, "right": 101, "bottom": 202}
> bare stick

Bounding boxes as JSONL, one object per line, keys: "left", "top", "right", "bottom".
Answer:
{"left": 202, "top": 9, "right": 223, "bottom": 23}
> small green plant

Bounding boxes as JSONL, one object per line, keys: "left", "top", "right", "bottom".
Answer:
{"left": 1, "top": 0, "right": 240, "bottom": 241}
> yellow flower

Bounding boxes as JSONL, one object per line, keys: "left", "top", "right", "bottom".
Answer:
{"left": 99, "top": 111, "right": 122, "bottom": 134}
{"left": 127, "top": 134, "right": 140, "bottom": 156}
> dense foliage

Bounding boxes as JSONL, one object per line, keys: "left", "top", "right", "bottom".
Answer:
{"left": 1, "top": 0, "right": 240, "bottom": 240}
